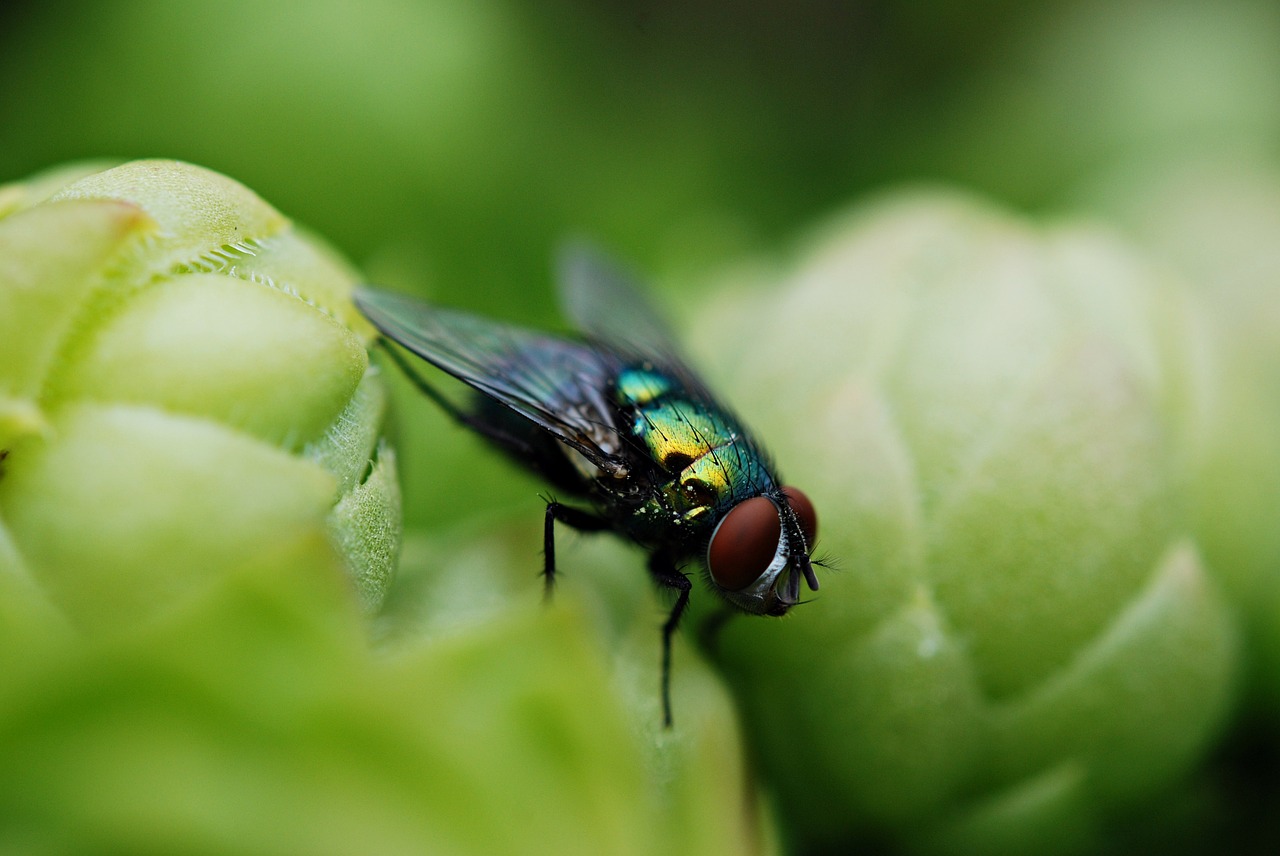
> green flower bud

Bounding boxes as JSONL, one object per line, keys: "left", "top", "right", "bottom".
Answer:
{"left": 693, "top": 191, "right": 1239, "bottom": 853}
{"left": 0, "top": 159, "right": 400, "bottom": 634}
{"left": 1084, "top": 155, "right": 1280, "bottom": 710}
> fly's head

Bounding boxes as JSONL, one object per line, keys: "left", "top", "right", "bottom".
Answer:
{"left": 705, "top": 487, "right": 819, "bottom": 616}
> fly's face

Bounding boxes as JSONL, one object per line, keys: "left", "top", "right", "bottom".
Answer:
{"left": 706, "top": 487, "right": 819, "bottom": 616}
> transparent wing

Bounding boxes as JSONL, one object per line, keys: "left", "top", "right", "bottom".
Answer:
{"left": 555, "top": 241, "right": 715, "bottom": 399}
{"left": 556, "top": 241, "right": 683, "bottom": 358}
{"left": 354, "top": 285, "right": 629, "bottom": 472}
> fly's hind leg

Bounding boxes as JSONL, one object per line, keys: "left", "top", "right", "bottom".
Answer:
{"left": 542, "top": 500, "right": 611, "bottom": 600}
{"left": 647, "top": 550, "right": 692, "bottom": 728}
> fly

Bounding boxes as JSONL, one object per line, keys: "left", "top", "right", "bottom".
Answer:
{"left": 354, "top": 243, "right": 820, "bottom": 726}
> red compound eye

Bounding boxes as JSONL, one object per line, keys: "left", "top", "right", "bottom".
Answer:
{"left": 782, "top": 486, "right": 818, "bottom": 546}
{"left": 707, "top": 496, "right": 781, "bottom": 591}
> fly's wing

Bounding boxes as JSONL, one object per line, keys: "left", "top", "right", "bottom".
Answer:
{"left": 555, "top": 241, "right": 715, "bottom": 400}
{"left": 354, "top": 285, "right": 629, "bottom": 474}
{"left": 556, "top": 242, "right": 778, "bottom": 473}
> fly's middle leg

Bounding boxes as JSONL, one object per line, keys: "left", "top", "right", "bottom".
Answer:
{"left": 542, "top": 500, "right": 610, "bottom": 600}
{"left": 647, "top": 550, "right": 692, "bottom": 728}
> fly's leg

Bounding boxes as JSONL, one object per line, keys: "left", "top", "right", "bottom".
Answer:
{"left": 377, "top": 339, "right": 536, "bottom": 454}
{"left": 543, "top": 501, "right": 611, "bottom": 601}
{"left": 647, "top": 551, "right": 692, "bottom": 728}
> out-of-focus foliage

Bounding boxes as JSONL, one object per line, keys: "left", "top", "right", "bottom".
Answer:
{"left": 3, "top": 0, "right": 1274, "bottom": 530}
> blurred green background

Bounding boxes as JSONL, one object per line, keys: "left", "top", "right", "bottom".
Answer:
{"left": 8, "top": 0, "right": 1276, "bottom": 530}
{"left": 12, "top": 0, "right": 1275, "bottom": 319}
{"left": 4, "top": 1, "right": 1280, "bottom": 853}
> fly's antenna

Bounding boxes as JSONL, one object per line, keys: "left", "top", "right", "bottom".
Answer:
{"left": 811, "top": 551, "right": 840, "bottom": 572}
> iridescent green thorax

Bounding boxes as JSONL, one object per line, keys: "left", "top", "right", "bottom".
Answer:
{"left": 613, "top": 367, "right": 775, "bottom": 538}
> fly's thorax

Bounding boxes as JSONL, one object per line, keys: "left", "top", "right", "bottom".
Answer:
{"left": 637, "top": 402, "right": 732, "bottom": 470}
{"left": 614, "top": 368, "right": 742, "bottom": 478}
{"left": 624, "top": 456, "right": 729, "bottom": 544}
{"left": 611, "top": 363, "right": 780, "bottom": 548}
{"left": 625, "top": 438, "right": 779, "bottom": 547}
{"left": 616, "top": 369, "right": 759, "bottom": 503}
{"left": 662, "top": 454, "right": 734, "bottom": 522}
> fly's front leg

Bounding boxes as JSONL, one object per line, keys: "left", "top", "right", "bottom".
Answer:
{"left": 542, "top": 500, "right": 610, "bottom": 600}
{"left": 648, "top": 550, "right": 692, "bottom": 728}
